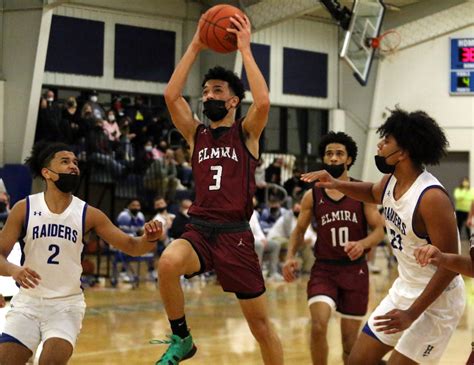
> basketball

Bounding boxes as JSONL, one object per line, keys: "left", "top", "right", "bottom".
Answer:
{"left": 199, "top": 4, "right": 246, "bottom": 53}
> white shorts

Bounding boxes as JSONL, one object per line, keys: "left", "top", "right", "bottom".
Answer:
{"left": 2, "top": 292, "right": 86, "bottom": 352}
{"left": 366, "top": 276, "right": 465, "bottom": 364}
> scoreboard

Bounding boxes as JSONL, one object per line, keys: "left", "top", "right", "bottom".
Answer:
{"left": 450, "top": 38, "right": 474, "bottom": 95}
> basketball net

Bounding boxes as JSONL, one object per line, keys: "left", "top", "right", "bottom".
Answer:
{"left": 369, "top": 29, "right": 401, "bottom": 59}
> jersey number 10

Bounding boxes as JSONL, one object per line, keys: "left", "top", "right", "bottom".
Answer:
{"left": 330, "top": 227, "right": 349, "bottom": 247}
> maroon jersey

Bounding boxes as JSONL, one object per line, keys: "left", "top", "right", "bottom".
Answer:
{"left": 188, "top": 119, "right": 258, "bottom": 222}
{"left": 312, "top": 185, "right": 368, "bottom": 261}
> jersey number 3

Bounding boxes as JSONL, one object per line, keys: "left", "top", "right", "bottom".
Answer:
{"left": 209, "top": 165, "right": 223, "bottom": 191}
{"left": 47, "top": 244, "right": 60, "bottom": 265}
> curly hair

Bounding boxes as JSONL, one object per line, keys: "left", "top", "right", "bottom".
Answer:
{"left": 202, "top": 66, "right": 245, "bottom": 103}
{"left": 24, "top": 141, "right": 74, "bottom": 179}
{"left": 377, "top": 107, "right": 448, "bottom": 166}
{"left": 318, "top": 131, "right": 358, "bottom": 169}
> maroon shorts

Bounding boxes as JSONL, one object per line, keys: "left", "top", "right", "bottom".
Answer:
{"left": 181, "top": 224, "right": 265, "bottom": 299}
{"left": 307, "top": 260, "right": 369, "bottom": 316}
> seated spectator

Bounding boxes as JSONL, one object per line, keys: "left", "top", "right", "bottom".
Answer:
{"left": 115, "top": 199, "right": 145, "bottom": 283}
{"left": 169, "top": 199, "right": 192, "bottom": 239}
{"left": 266, "top": 202, "right": 316, "bottom": 280}
{"left": 249, "top": 197, "right": 280, "bottom": 276}
{"left": 259, "top": 199, "right": 288, "bottom": 235}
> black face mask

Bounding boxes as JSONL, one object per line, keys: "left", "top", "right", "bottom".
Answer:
{"left": 48, "top": 169, "right": 80, "bottom": 193}
{"left": 374, "top": 150, "right": 400, "bottom": 174}
{"left": 129, "top": 208, "right": 139, "bottom": 216}
{"left": 203, "top": 100, "right": 229, "bottom": 122}
{"left": 293, "top": 211, "right": 300, "bottom": 218}
{"left": 155, "top": 207, "right": 167, "bottom": 214}
{"left": 322, "top": 163, "right": 345, "bottom": 178}
{"left": 0, "top": 201, "right": 6, "bottom": 213}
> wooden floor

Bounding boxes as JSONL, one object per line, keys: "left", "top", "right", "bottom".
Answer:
{"left": 0, "top": 255, "right": 471, "bottom": 364}
{"left": 65, "top": 262, "right": 473, "bottom": 365}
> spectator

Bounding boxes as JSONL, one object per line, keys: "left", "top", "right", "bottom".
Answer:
{"left": 0, "top": 192, "right": 10, "bottom": 229}
{"left": 88, "top": 90, "right": 105, "bottom": 120}
{"left": 266, "top": 202, "right": 316, "bottom": 280}
{"left": 87, "top": 119, "right": 125, "bottom": 177}
{"left": 115, "top": 199, "right": 146, "bottom": 282}
{"left": 35, "top": 89, "right": 61, "bottom": 142}
{"left": 135, "top": 139, "right": 161, "bottom": 174}
{"left": 143, "top": 148, "right": 178, "bottom": 201}
{"left": 259, "top": 199, "right": 288, "bottom": 234}
{"left": 103, "top": 110, "right": 121, "bottom": 143}
{"left": 60, "top": 96, "right": 81, "bottom": 145}
{"left": 283, "top": 168, "right": 309, "bottom": 201}
{"left": 454, "top": 176, "right": 474, "bottom": 239}
{"left": 265, "top": 157, "right": 284, "bottom": 185}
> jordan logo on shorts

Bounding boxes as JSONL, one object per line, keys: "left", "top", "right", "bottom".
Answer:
{"left": 237, "top": 238, "right": 244, "bottom": 247}
{"left": 319, "top": 198, "right": 324, "bottom": 205}
{"left": 423, "top": 345, "right": 434, "bottom": 357}
{"left": 358, "top": 269, "right": 365, "bottom": 275}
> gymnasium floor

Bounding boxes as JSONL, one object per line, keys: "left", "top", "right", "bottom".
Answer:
{"left": 68, "top": 257, "right": 473, "bottom": 365}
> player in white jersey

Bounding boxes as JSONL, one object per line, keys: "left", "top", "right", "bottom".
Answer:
{"left": 0, "top": 142, "right": 163, "bottom": 365}
{"left": 301, "top": 108, "right": 465, "bottom": 364}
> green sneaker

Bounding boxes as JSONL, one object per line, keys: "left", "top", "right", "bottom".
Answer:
{"left": 151, "top": 333, "right": 197, "bottom": 365}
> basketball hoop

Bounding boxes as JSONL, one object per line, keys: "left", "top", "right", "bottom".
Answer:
{"left": 369, "top": 29, "right": 401, "bottom": 55}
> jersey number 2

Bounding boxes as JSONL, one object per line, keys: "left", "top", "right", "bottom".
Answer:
{"left": 209, "top": 165, "right": 222, "bottom": 191}
{"left": 47, "top": 244, "right": 60, "bottom": 265}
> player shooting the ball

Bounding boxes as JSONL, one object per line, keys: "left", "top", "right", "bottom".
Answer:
{"left": 153, "top": 5, "right": 283, "bottom": 365}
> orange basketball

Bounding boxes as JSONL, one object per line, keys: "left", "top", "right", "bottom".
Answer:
{"left": 199, "top": 4, "right": 246, "bottom": 53}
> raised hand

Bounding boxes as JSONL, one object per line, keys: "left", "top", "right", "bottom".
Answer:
{"left": 191, "top": 15, "right": 208, "bottom": 51}
{"left": 414, "top": 244, "right": 443, "bottom": 267}
{"left": 144, "top": 220, "right": 164, "bottom": 242}
{"left": 11, "top": 266, "right": 41, "bottom": 289}
{"left": 301, "top": 170, "right": 339, "bottom": 189}
{"left": 227, "top": 14, "right": 251, "bottom": 51}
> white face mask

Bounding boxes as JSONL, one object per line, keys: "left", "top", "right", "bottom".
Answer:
{"left": 108, "top": 115, "right": 115, "bottom": 122}
{"left": 144, "top": 145, "right": 153, "bottom": 152}
{"left": 90, "top": 95, "right": 98, "bottom": 103}
{"left": 47, "top": 97, "right": 54, "bottom": 102}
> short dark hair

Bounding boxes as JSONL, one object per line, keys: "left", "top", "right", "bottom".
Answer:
{"left": 202, "top": 66, "right": 245, "bottom": 103}
{"left": 24, "top": 141, "right": 74, "bottom": 179}
{"left": 377, "top": 107, "right": 448, "bottom": 166}
{"left": 318, "top": 131, "right": 358, "bottom": 169}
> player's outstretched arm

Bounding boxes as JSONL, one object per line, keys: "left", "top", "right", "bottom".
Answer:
{"left": 164, "top": 20, "right": 207, "bottom": 148}
{"left": 345, "top": 203, "right": 385, "bottom": 261}
{"left": 415, "top": 244, "right": 474, "bottom": 277}
{"left": 283, "top": 190, "right": 313, "bottom": 282}
{"left": 0, "top": 200, "right": 41, "bottom": 288}
{"left": 229, "top": 15, "right": 270, "bottom": 146}
{"left": 87, "top": 207, "right": 163, "bottom": 257}
{"left": 301, "top": 171, "right": 390, "bottom": 204}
